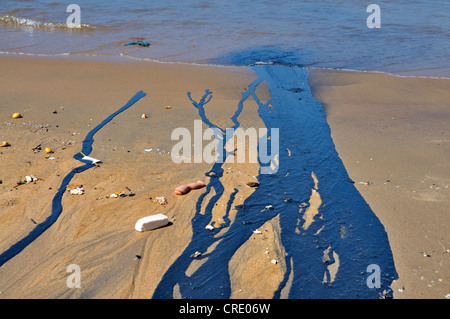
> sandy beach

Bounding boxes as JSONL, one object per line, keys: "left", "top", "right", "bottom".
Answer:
{"left": 0, "top": 56, "right": 448, "bottom": 299}
{"left": 309, "top": 69, "right": 450, "bottom": 299}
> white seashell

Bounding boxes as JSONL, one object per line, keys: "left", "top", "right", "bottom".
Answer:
{"left": 205, "top": 225, "right": 215, "bottom": 230}
{"left": 155, "top": 196, "right": 168, "bottom": 205}
{"left": 70, "top": 188, "right": 85, "bottom": 195}
{"left": 25, "top": 175, "right": 38, "bottom": 183}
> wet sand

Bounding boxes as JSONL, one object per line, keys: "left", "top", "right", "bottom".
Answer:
{"left": 0, "top": 56, "right": 448, "bottom": 299}
{"left": 309, "top": 69, "right": 450, "bottom": 299}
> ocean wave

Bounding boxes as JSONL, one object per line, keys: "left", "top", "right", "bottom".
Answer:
{"left": 0, "top": 15, "right": 105, "bottom": 32}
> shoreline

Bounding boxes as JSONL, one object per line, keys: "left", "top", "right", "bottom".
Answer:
{"left": 1, "top": 51, "right": 449, "bottom": 80}
{"left": 0, "top": 55, "right": 448, "bottom": 299}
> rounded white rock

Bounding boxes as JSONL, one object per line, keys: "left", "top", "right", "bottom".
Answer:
{"left": 135, "top": 214, "right": 169, "bottom": 232}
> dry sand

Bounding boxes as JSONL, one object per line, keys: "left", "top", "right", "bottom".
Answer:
{"left": 309, "top": 69, "right": 450, "bottom": 299}
{"left": 0, "top": 55, "right": 280, "bottom": 298}
{"left": 0, "top": 56, "right": 448, "bottom": 299}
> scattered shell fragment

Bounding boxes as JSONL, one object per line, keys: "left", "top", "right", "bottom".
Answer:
{"left": 25, "top": 175, "right": 38, "bottom": 183}
{"left": 70, "top": 188, "right": 85, "bottom": 195}
{"left": 12, "top": 112, "right": 22, "bottom": 119}
{"left": 191, "top": 251, "right": 202, "bottom": 259}
{"left": 0, "top": 141, "right": 11, "bottom": 147}
{"left": 141, "top": 113, "right": 148, "bottom": 119}
{"left": 44, "top": 147, "right": 53, "bottom": 154}
{"left": 155, "top": 196, "right": 168, "bottom": 205}
{"left": 110, "top": 191, "right": 127, "bottom": 198}
{"left": 205, "top": 225, "right": 215, "bottom": 230}
{"left": 253, "top": 229, "right": 262, "bottom": 234}
{"left": 164, "top": 105, "right": 172, "bottom": 109}
{"left": 271, "top": 259, "right": 278, "bottom": 265}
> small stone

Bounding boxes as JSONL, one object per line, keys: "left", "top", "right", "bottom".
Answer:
{"left": 247, "top": 182, "right": 259, "bottom": 188}
{"left": 135, "top": 214, "right": 169, "bottom": 232}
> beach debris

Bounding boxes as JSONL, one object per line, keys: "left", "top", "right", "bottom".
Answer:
{"left": 70, "top": 188, "right": 85, "bottom": 195}
{"left": 30, "top": 218, "right": 37, "bottom": 224}
{"left": 205, "top": 225, "right": 215, "bottom": 231}
{"left": 246, "top": 182, "right": 259, "bottom": 188}
{"left": 154, "top": 196, "right": 168, "bottom": 205}
{"left": 123, "top": 40, "right": 150, "bottom": 47}
{"left": 32, "top": 144, "right": 42, "bottom": 153}
{"left": 253, "top": 229, "right": 262, "bottom": 234}
{"left": 13, "top": 180, "right": 27, "bottom": 188}
{"left": 141, "top": 113, "right": 148, "bottom": 119}
{"left": 12, "top": 112, "right": 22, "bottom": 119}
{"left": 174, "top": 180, "right": 206, "bottom": 195}
{"left": 271, "top": 259, "right": 278, "bottom": 265}
{"left": 0, "top": 141, "right": 11, "bottom": 147}
{"left": 110, "top": 191, "right": 127, "bottom": 198}
{"left": 164, "top": 105, "right": 172, "bottom": 109}
{"left": 191, "top": 251, "right": 202, "bottom": 259}
{"left": 125, "top": 186, "right": 135, "bottom": 196}
{"left": 135, "top": 255, "right": 142, "bottom": 260}
{"left": 67, "top": 184, "right": 84, "bottom": 195}
{"left": 25, "top": 175, "right": 38, "bottom": 183}
{"left": 135, "top": 213, "right": 169, "bottom": 232}
{"left": 44, "top": 147, "right": 53, "bottom": 154}
{"left": 144, "top": 148, "right": 152, "bottom": 152}
{"left": 81, "top": 155, "right": 102, "bottom": 164}
{"left": 260, "top": 205, "right": 273, "bottom": 212}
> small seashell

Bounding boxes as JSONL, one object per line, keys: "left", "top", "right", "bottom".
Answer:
{"left": 70, "top": 187, "right": 85, "bottom": 195}
{"left": 155, "top": 196, "right": 168, "bottom": 205}
{"left": 25, "top": 175, "right": 38, "bottom": 183}
{"left": 205, "top": 225, "right": 215, "bottom": 230}
{"left": 12, "top": 112, "right": 22, "bottom": 119}
{"left": 191, "top": 251, "right": 202, "bottom": 259}
{"left": 0, "top": 141, "right": 11, "bottom": 147}
{"left": 271, "top": 259, "right": 278, "bottom": 265}
{"left": 141, "top": 113, "right": 148, "bottom": 119}
{"left": 164, "top": 105, "right": 172, "bottom": 109}
{"left": 44, "top": 147, "right": 53, "bottom": 154}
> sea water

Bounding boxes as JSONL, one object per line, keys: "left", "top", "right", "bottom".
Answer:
{"left": 1, "top": 0, "right": 449, "bottom": 77}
